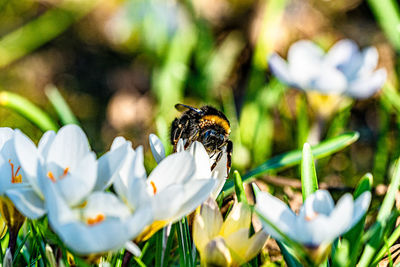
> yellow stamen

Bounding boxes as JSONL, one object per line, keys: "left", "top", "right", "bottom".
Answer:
{"left": 150, "top": 181, "right": 157, "bottom": 194}
{"left": 8, "top": 160, "right": 22, "bottom": 184}
{"left": 87, "top": 213, "right": 105, "bottom": 225}
{"left": 47, "top": 171, "right": 56, "bottom": 182}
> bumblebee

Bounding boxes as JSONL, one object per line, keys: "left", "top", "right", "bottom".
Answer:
{"left": 170, "top": 103, "right": 233, "bottom": 177}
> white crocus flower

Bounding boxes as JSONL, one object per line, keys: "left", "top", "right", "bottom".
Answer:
{"left": 149, "top": 134, "right": 227, "bottom": 198}
{"left": 112, "top": 135, "right": 217, "bottom": 241}
{"left": 40, "top": 172, "right": 152, "bottom": 255}
{"left": 269, "top": 39, "right": 387, "bottom": 99}
{"left": 255, "top": 189, "right": 371, "bottom": 263}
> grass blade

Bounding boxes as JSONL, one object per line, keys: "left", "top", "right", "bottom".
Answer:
{"left": 0, "top": 91, "right": 58, "bottom": 132}
{"left": 233, "top": 171, "right": 248, "bottom": 204}
{"left": 45, "top": 85, "right": 79, "bottom": 126}
{"left": 301, "top": 143, "right": 318, "bottom": 201}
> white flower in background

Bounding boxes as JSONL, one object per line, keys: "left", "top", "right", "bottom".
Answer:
{"left": 193, "top": 198, "right": 267, "bottom": 267}
{"left": 112, "top": 135, "right": 217, "bottom": 241}
{"left": 269, "top": 39, "right": 387, "bottom": 99}
{"left": 11, "top": 124, "right": 129, "bottom": 219}
{"left": 150, "top": 134, "right": 228, "bottom": 198}
{"left": 255, "top": 189, "right": 371, "bottom": 263}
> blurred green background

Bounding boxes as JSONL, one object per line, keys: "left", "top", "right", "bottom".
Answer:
{"left": 0, "top": 0, "right": 399, "bottom": 192}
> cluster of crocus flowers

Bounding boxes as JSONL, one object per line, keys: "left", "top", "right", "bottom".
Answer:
{"left": 193, "top": 198, "right": 267, "bottom": 267}
{"left": 0, "top": 124, "right": 224, "bottom": 256}
{"left": 255, "top": 188, "right": 371, "bottom": 264}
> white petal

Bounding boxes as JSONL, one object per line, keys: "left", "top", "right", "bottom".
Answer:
{"left": 188, "top": 141, "right": 212, "bottom": 179}
{"left": 268, "top": 53, "right": 294, "bottom": 86}
{"left": 14, "top": 130, "right": 41, "bottom": 193}
{"left": 125, "top": 205, "right": 153, "bottom": 240}
{"left": 47, "top": 125, "right": 91, "bottom": 170}
{"left": 38, "top": 130, "right": 56, "bottom": 159}
{"left": 325, "top": 39, "right": 359, "bottom": 68}
{"left": 310, "top": 65, "right": 347, "bottom": 94}
{"left": 56, "top": 152, "right": 97, "bottom": 206}
{"left": 347, "top": 68, "right": 386, "bottom": 99}
{"left": 83, "top": 192, "right": 131, "bottom": 219}
{"left": 149, "top": 134, "right": 165, "bottom": 163}
{"left": 0, "top": 128, "right": 14, "bottom": 149}
{"left": 110, "top": 136, "right": 131, "bottom": 150}
{"left": 288, "top": 40, "right": 325, "bottom": 89}
{"left": 6, "top": 188, "right": 46, "bottom": 219}
{"left": 95, "top": 141, "right": 130, "bottom": 191}
{"left": 126, "top": 178, "right": 152, "bottom": 211}
{"left": 171, "top": 179, "right": 217, "bottom": 222}
{"left": 147, "top": 152, "right": 195, "bottom": 191}
{"left": 300, "top": 190, "right": 335, "bottom": 218}
{"left": 152, "top": 185, "right": 185, "bottom": 221}
{"left": 255, "top": 191, "right": 297, "bottom": 240}
{"left": 350, "top": 191, "right": 371, "bottom": 228}
{"left": 357, "top": 46, "right": 378, "bottom": 77}
{"left": 176, "top": 139, "right": 184, "bottom": 152}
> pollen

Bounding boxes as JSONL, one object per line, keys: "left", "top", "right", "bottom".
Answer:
{"left": 47, "top": 171, "right": 56, "bottom": 182}
{"left": 9, "top": 159, "right": 22, "bottom": 184}
{"left": 87, "top": 213, "right": 105, "bottom": 225}
{"left": 150, "top": 181, "right": 157, "bottom": 194}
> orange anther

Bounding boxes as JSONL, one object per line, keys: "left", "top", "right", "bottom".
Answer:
{"left": 61, "top": 167, "right": 69, "bottom": 178}
{"left": 47, "top": 171, "right": 56, "bottom": 182}
{"left": 150, "top": 181, "right": 157, "bottom": 194}
{"left": 9, "top": 159, "right": 22, "bottom": 184}
{"left": 87, "top": 214, "right": 105, "bottom": 225}
{"left": 305, "top": 212, "right": 318, "bottom": 221}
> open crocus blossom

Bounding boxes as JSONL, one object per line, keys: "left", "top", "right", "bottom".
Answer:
{"left": 269, "top": 39, "right": 387, "bottom": 99}
{"left": 193, "top": 198, "right": 267, "bottom": 267}
{"left": 255, "top": 189, "right": 371, "bottom": 263}
{"left": 113, "top": 135, "right": 217, "bottom": 241}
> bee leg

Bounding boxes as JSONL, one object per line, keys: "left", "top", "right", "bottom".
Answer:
{"left": 172, "top": 120, "right": 189, "bottom": 152}
{"left": 225, "top": 141, "right": 233, "bottom": 177}
{"left": 184, "top": 128, "right": 199, "bottom": 149}
{"left": 211, "top": 151, "right": 223, "bottom": 171}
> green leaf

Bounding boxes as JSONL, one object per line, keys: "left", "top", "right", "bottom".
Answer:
{"left": 222, "top": 131, "right": 359, "bottom": 193}
{"left": 233, "top": 171, "right": 248, "bottom": 204}
{"left": 358, "top": 159, "right": 400, "bottom": 267}
{"left": 276, "top": 241, "right": 303, "bottom": 267}
{"left": 45, "top": 85, "right": 79, "bottom": 126}
{"left": 353, "top": 173, "right": 373, "bottom": 199}
{"left": 332, "top": 239, "right": 350, "bottom": 267}
{"left": 0, "top": 91, "right": 58, "bottom": 132}
{"left": 301, "top": 143, "right": 318, "bottom": 201}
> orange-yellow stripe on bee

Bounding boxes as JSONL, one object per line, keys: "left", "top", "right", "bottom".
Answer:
{"left": 200, "top": 115, "right": 231, "bottom": 134}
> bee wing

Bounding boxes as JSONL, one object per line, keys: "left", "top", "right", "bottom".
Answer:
{"left": 174, "top": 103, "right": 202, "bottom": 114}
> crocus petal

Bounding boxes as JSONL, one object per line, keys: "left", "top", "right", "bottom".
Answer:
{"left": 38, "top": 130, "right": 56, "bottom": 159}
{"left": 188, "top": 141, "right": 212, "bottom": 179}
{"left": 255, "top": 191, "right": 297, "bottom": 241}
{"left": 126, "top": 177, "right": 151, "bottom": 211}
{"left": 147, "top": 152, "right": 195, "bottom": 191}
{"left": 325, "top": 39, "right": 358, "bottom": 68}
{"left": 347, "top": 68, "right": 386, "bottom": 99}
{"left": 110, "top": 136, "right": 131, "bottom": 150}
{"left": 350, "top": 191, "right": 371, "bottom": 228}
{"left": 268, "top": 53, "right": 294, "bottom": 86}
{"left": 203, "top": 237, "right": 232, "bottom": 267}
{"left": 210, "top": 152, "right": 228, "bottom": 198}
{"left": 149, "top": 134, "right": 165, "bottom": 163}
{"left": 47, "top": 125, "right": 91, "bottom": 170}
{"left": 173, "top": 179, "right": 217, "bottom": 222}
{"left": 310, "top": 65, "right": 347, "bottom": 94}
{"left": 152, "top": 185, "right": 185, "bottom": 221}
{"left": 357, "top": 46, "right": 379, "bottom": 77}
{"left": 288, "top": 40, "right": 325, "bottom": 89}
{"left": 95, "top": 141, "right": 130, "bottom": 191}
{"left": 225, "top": 228, "right": 267, "bottom": 265}
{"left": 83, "top": 192, "right": 131, "bottom": 220}
{"left": 0, "top": 128, "right": 14, "bottom": 148}
{"left": 13, "top": 130, "right": 41, "bottom": 193}
{"left": 301, "top": 190, "right": 335, "bottom": 217}
{"left": 220, "top": 202, "right": 251, "bottom": 237}
{"left": 194, "top": 198, "right": 223, "bottom": 252}
{"left": 6, "top": 187, "right": 46, "bottom": 219}
{"left": 56, "top": 152, "right": 97, "bottom": 206}
{"left": 125, "top": 205, "right": 154, "bottom": 241}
